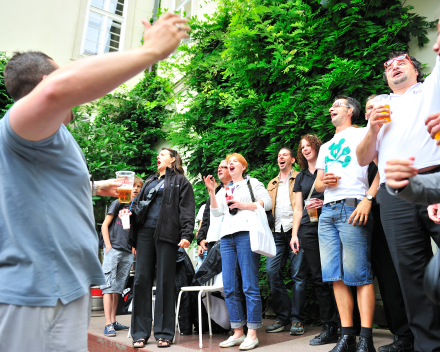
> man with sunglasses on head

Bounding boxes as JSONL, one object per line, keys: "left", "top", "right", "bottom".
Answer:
{"left": 356, "top": 49, "right": 440, "bottom": 352}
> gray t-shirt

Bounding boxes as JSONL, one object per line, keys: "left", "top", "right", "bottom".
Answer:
{"left": 0, "top": 109, "right": 105, "bottom": 306}
{"left": 107, "top": 200, "right": 131, "bottom": 252}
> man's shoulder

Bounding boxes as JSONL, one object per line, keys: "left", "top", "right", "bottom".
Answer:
{"left": 267, "top": 176, "right": 278, "bottom": 188}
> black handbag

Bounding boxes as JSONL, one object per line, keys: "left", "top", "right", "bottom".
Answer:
{"left": 246, "top": 177, "right": 275, "bottom": 232}
{"left": 133, "top": 179, "right": 165, "bottom": 225}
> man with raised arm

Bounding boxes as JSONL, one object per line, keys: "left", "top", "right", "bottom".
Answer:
{"left": 356, "top": 32, "right": 440, "bottom": 351}
{"left": 0, "top": 14, "right": 189, "bottom": 351}
{"left": 315, "top": 96, "right": 379, "bottom": 352}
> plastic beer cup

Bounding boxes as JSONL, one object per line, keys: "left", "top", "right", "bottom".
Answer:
{"left": 116, "top": 171, "right": 135, "bottom": 203}
{"left": 121, "top": 213, "right": 130, "bottom": 230}
{"left": 304, "top": 200, "right": 319, "bottom": 223}
{"left": 373, "top": 94, "right": 391, "bottom": 124}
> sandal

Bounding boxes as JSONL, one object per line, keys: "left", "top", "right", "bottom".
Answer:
{"left": 157, "top": 338, "right": 171, "bottom": 348}
{"left": 133, "top": 339, "right": 146, "bottom": 348}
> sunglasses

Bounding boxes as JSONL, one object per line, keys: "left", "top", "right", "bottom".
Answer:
{"left": 384, "top": 54, "right": 415, "bottom": 72}
{"left": 331, "top": 102, "right": 351, "bottom": 109}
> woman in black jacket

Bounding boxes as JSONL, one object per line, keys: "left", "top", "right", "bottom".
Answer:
{"left": 127, "top": 147, "right": 195, "bottom": 348}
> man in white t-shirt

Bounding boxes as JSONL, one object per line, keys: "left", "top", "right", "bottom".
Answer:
{"left": 315, "top": 96, "right": 380, "bottom": 352}
{"left": 356, "top": 49, "right": 440, "bottom": 352}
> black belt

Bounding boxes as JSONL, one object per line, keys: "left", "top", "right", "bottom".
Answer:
{"left": 327, "top": 198, "right": 358, "bottom": 207}
{"left": 419, "top": 165, "right": 440, "bottom": 175}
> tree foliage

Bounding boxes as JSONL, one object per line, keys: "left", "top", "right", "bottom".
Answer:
{"left": 0, "top": 52, "right": 14, "bottom": 116}
{"left": 69, "top": 70, "right": 174, "bottom": 212}
{"left": 162, "top": 0, "right": 436, "bottom": 184}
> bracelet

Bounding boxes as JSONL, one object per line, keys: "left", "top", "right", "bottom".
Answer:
{"left": 92, "top": 181, "right": 98, "bottom": 196}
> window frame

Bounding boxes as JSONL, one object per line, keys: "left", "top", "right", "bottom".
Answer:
{"left": 174, "top": 0, "right": 193, "bottom": 18}
{"left": 80, "top": 0, "right": 128, "bottom": 56}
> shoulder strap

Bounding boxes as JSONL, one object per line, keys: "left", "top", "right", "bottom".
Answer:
{"left": 304, "top": 179, "right": 317, "bottom": 209}
{"left": 246, "top": 178, "right": 256, "bottom": 203}
{"left": 155, "top": 179, "right": 165, "bottom": 191}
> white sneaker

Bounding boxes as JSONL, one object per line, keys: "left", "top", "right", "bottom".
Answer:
{"left": 239, "top": 337, "right": 259, "bottom": 350}
{"left": 219, "top": 335, "right": 246, "bottom": 348}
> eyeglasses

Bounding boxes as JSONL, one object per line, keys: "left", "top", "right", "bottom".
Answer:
{"left": 331, "top": 102, "right": 351, "bottom": 109}
{"left": 384, "top": 54, "right": 414, "bottom": 72}
{"left": 218, "top": 166, "right": 228, "bottom": 170}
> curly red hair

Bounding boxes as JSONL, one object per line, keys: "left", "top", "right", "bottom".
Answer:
{"left": 296, "top": 134, "right": 323, "bottom": 170}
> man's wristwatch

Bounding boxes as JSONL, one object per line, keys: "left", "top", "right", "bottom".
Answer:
{"left": 365, "top": 193, "right": 374, "bottom": 201}
{"left": 92, "top": 181, "right": 98, "bottom": 196}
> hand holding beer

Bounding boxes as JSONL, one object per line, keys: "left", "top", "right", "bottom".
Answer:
{"left": 425, "top": 112, "right": 440, "bottom": 146}
{"left": 304, "top": 199, "right": 321, "bottom": 223}
{"left": 323, "top": 172, "right": 339, "bottom": 188}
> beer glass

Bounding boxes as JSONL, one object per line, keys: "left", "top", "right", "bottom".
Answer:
{"left": 327, "top": 163, "right": 340, "bottom": 186}
{"left": 304, "top": 200, "right": 319, "bottom": 223}
{"left": 373, "top": 94, "right": 391, "bottom": 124}
{"left": 116, "top": 171, "right": 135, "bottom": 203}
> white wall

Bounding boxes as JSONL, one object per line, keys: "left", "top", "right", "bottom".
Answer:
{"left": 0, "top": 0, "right": 82, "bottom": 66}
{"left": 406, "top": 0, "right": 439, "bottom": 73}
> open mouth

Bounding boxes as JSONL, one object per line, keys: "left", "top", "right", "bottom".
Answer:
{"left": 133, "top": 191, "right": 139, "bottom": 196}
{"left": 393, "top": 71, "right": 403, "bottom": 78}
{"left": 157, "top": 160, "right": 161, "bottom": 168}
{"left": 330, "top": 112, "right": 338, "bottom": 119}
{"left": 229, "top": 165, "right": 235, "bottom": 172}
{"left": 279, "top": 160, "right": 286, "bottom": 167}
{"left": 303, "top": 151, "right": 311, "bottom": 157}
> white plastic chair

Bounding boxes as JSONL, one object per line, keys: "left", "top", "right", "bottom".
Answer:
{"left": 174, "top": 274, "right": 224, "bottom": 348}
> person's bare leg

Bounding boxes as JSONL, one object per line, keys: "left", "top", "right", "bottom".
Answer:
{"left": 333, "top": 280, "right": 354, "bottom": 327}
{"left": 111, "top": 293, "right": 119, "bottom": 323}
{"left": 357, "top": 283, "right": 375, "bottom": 328}
{"left": 233, "top": 326, "right": 245, "bottom": 338}
{"left": 103, "top": 293, "right": 113, "bottom": 326}
{"left": 247, "top": 328, "right": 257, "bottom": 341}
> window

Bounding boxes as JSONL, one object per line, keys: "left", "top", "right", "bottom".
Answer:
{"left": 82, "top": 0, "right": 127, "bottom": 56}
{"left": 175, "top": 0, "right": 192, "bottom": 18}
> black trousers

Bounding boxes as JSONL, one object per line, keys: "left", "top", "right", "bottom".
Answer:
{"left": 300, "top": 224, "right": 338, "bottom": 325}
{"left": 370, "top": 203, "right": 413, "bottom": 341}
{"left": 377, "top": 184, "right": 440, "bottom": 352}
{"left": 131, "top": 227, "right": 178, "bottom": 341}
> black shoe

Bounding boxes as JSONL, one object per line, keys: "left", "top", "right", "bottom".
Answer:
{"left": 310, "top": 323, "right": 339, "bottom": 346}
{"left": 329, "top": 335, "right": 357, "bottom": 352}
{"left": 356, "top": 336, "right": 376, "bottom": 352}
{"left": 265, "top": 320, "right": 289, "bottom": 333}
{"left": 378, "top": 337, "right": 414, "bottom": 352}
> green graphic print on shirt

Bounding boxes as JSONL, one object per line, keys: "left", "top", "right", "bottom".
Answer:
{"left": 324, "top": 138, "right": 351, "bottom": 173}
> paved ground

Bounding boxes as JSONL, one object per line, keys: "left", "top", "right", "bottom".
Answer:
{"left": 88, "top": 311, "right": 394, "bottom": 352}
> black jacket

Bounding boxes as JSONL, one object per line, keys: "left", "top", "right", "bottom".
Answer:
{"left": 196, "top": 184, "right": 223, "bottom": 245}
{"left": 129, "top": 168, "right": 195, "bottom": 247}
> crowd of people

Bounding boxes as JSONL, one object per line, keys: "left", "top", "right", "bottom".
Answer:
{"left": 1, "top": 10, "right": 440, "bottom": 352}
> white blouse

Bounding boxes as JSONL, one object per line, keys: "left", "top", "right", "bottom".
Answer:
{"left": 211, "top": 177, "right": 272, "bottom": 238}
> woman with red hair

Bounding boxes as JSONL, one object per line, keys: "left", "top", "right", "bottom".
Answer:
{"left": 204, "top": 153, "right": 272, "bottom": 351}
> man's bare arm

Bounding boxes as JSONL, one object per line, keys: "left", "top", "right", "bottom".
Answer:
{"left": 9, "top": 14, "right": 189, "bottom": 141}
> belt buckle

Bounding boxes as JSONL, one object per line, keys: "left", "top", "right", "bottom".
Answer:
{"left": 329, "top": 201, "right": 337, "bottom": 205}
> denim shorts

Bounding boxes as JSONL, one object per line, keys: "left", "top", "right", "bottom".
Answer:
{"left": 318, "top": 201, "right": 374, "bottom": 286}
{"left": 101, "top": 248, "right": 134, "bottom": 294}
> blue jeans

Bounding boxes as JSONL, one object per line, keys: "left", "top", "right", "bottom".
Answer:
{"left": 318, "top": 201, "right": 373, "bottom": 286}
{"left": 266, "top": 229, "right": 307, "bottom": 324}
{"left": 221, "top": 231, "right": 262, "bottom": 329}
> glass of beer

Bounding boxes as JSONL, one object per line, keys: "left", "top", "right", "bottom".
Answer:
{"left": 304, "top": 200, "right": 319, "bottom": 223}
{"left": 373, "top": 94, "right": 391, "bottom": 124}
{"left": 116, "top": 171, "right": 135, "bottom": 203}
